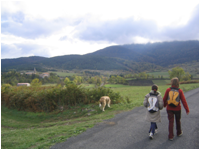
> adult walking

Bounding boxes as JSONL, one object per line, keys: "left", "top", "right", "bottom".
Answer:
{"left": 163, "top": 77, "right": 190, "bottom": 141}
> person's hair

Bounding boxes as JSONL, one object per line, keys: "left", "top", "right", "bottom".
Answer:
{"left": 171, "top": 77, "right": 179, "bottom": 87}
{"left": 152, "top": 84, "right": 158, "bottom": 93}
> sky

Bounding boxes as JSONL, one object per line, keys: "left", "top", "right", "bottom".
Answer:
{"left": 1, "top": 0, "right": 199, "bottom": 59}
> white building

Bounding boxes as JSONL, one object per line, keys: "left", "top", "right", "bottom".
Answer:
{"left": 17, "top": 83, "right": 31, "bottom": 87}
{"left": 39, "top": 73, "right": 50, "bottom": 78}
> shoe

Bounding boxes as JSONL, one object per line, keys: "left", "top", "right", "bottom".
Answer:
{"left": 155, "top": 129, "right": 158, "bottom": 134}
{"left": 149, "top": 132, "right": 153, "bottom": 139}
{"left": 169, "top": 138, "right": 173, "bottom": 141}
{"left": 178, "top": 131, "right": 183, "bottom": 137}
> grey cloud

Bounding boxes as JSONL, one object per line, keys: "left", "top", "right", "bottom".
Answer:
{"left": 75, "top": 18, "right": 158, "bottom": 44}
{"left": 12, "top": 11, "right": 25, "bottom": 23}
{"left": 1, "top": 43, "right": 51, "bottom": 59}
{"left": 162, "top": 5, "right": 199, "bottom": 41}
{"left": 59, "top": 35, "right": 68, "bottom": 41}
{"left": 1, "top": 11, "right": 78, "bottom": 39}
{"left": 75, "top": 5, "right": 199, "bottom": 44}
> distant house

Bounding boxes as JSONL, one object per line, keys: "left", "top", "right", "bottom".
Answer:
{"left": 39, "top": 73, "right": 50, "bottom": 78}
{"left": 17, "top": 83, "right": 31, "bottom": 87}
{"left": 25, "top": 72, "right": 34, "bottom": 75}
{"left": 25, "top": 67, "right": 37, "bottom": 75}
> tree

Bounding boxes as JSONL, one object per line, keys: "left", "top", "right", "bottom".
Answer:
{"left": 64, "top": 77, "right": 71, "bottom": 85}
{"left": 182, "top": 72, "right": 191, "bottom": 81}
{"left": 168, "top": 67, "right": 185, "bottom": 81}
{"left": 138, "top": 72, "right": 147, "bottom": 79}
{"left": 31, "top": 78, "right": 42, "bottom": 86}
{"left": 96, "top": 78, "right": 102, "bottom": 86}
{"left": 72, "top": 76, "right": 83, "bottom": 85}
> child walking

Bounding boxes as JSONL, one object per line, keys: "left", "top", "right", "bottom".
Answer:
{"left": 143, "top": 84, "right": 163, "bottom": 139}
{"left": 163, "top": 77, "right": 189, "bottom": 141}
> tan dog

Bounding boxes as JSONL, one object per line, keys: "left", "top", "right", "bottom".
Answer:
{"left": 99, "top": 96, "right": 111, "bottom": 111}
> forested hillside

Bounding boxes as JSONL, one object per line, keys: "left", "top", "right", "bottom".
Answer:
{"left": 1, "top": 40, "right": 199, "bottom": 72}
{"left": 122, "top": 40, "right": 199, "bottom": 66}
{"left": 1, "top": 56, "right": 47, "bottom": 72}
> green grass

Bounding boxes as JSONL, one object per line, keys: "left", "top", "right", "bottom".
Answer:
{"left": 152, "top": 80, "right": 171, "bottom": 86}
{"left": 80, "top": 83, "right": 96, "bottom": 88}
{"left": 1, "top": 83, "right": 199, "bottom": 149}
{"left": 104, "top": 84, "right": 131, "bottom": 88}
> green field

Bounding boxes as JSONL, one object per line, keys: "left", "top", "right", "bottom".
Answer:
{"left": 147, "top": 71, "right": 169, "bottom": 78}
{"left": 104, "top": 84, "right": 131, "bottom": 88}
{"left": 80, "top": 83, "right": 95, "bottom": 88}
{"left": 1, "top": 83, "right": 199, "bottom": 149}
{"left": 50, "top": 71, "right": 80, "bottom": 77}
{"left": 152, "top": 80, "right": 171, "bottom": 86}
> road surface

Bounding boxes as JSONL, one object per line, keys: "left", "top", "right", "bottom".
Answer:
{"left": 51, "top": 88, "right": 199, "bottom": 149}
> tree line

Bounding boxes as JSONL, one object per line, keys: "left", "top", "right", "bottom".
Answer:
{"left": 1, "top": 71, "right": 61, "bottom": 86}
{"left": 1, "top": 67, "right": 193, "bottom": 87}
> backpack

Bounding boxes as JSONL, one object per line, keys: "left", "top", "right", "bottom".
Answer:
{"left": 147, "top": 93, "right": 159, "bottom": 113}
{"left": 167, "top": 87, "right": 180, "bottom": 107}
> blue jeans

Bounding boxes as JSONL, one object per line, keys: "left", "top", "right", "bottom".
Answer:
{"left": 149, "top": 122, "right": 157, "bottom": 135}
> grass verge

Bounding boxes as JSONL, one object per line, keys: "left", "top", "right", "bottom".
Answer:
{"left": 1, "top": 83, "right": 199, "bottom": 149}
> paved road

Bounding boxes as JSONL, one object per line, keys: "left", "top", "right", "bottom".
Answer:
{"left": 51, "top": 88, "right": 199, "bottom": 149}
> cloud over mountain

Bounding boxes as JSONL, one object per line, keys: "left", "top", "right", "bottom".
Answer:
{"left": 75, "top": 5, "right": 199, "bottom": 44}
{"left": 1, "top": 1, "right": 199, "bottom": 59}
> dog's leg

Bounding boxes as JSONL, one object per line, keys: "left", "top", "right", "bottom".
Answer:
{"left": 99, "top": 102, "right": 104, "bottom": 111}
{"left": 102, "top": 100, "right": 106, "bottom": 111}
{"left": 108, "top": 98, "right": 111, "bottom": 107}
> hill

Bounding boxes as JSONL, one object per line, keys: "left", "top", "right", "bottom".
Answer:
{"left": 1, "top": 56, "right": 47, "bottom": 72}
{"left": 86, "top": 45, "right": 142, "bottom": 61}
{"left": 122, "top": 40, "right": 199, "bottom": 66}
{"left": 1, "top": 40, "right": 199, "bottom": 72}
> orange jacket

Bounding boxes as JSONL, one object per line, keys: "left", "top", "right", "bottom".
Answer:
{"left": 163, "top": 86, "right": 190, "bottom": 113}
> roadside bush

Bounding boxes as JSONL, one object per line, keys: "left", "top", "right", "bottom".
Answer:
{"left": 86, "top": 87, "right": 122, "bottom": 104}
{"left": 1, "top": 84, "right": 122, "bottom": 112}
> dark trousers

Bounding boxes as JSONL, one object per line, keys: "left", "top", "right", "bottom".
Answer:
{"left": 149, "top": 122, "right": 157, "bottom": 135}
{"left": 167, "top": 110, "right": 181, "bottom": 139}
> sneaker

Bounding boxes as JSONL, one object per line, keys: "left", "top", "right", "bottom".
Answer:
{"left": 155, "top": 129, "right": 158, "bottom": 134}
{"left": 169, "top": 138, "right": 173, "bottom": 141}
{"left": 149, "top": 132, "right": 153, "bottom": 139}
{"left": 178, "top": 131, "right": 183, "bottom": 137}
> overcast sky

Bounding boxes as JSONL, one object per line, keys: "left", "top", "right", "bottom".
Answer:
{"left": 1, "top": 0, "right": 199, "bottom": 59}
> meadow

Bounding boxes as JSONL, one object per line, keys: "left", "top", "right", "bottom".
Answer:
{"left": 50, "top": 71, "right": 80, "bottom": 77}
{"left": 147, "top": 71, "right": 169, "bottom": 78}
{"left": 1, "top": 82, "right": 199, "bottom": 149}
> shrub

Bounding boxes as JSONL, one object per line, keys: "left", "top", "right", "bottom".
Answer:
{"left": 1, "top": 84, "right": 123, "bottom": 112}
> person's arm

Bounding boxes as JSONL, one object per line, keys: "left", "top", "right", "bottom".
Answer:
{"left": 143, "top": 94, "right": 149, "bottom": 108}
{"left": 158, "top": 95, "right": 164, "bottom": 110}
{"left": 163, "top": 88, "right": 170, "bottom": 107}
{"left": 179, "top": 89, "right": 190, "bottom": 114}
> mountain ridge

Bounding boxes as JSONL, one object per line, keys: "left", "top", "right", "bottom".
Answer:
{"left": 1, "top": 40, "right": 199, "bottom": 72}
